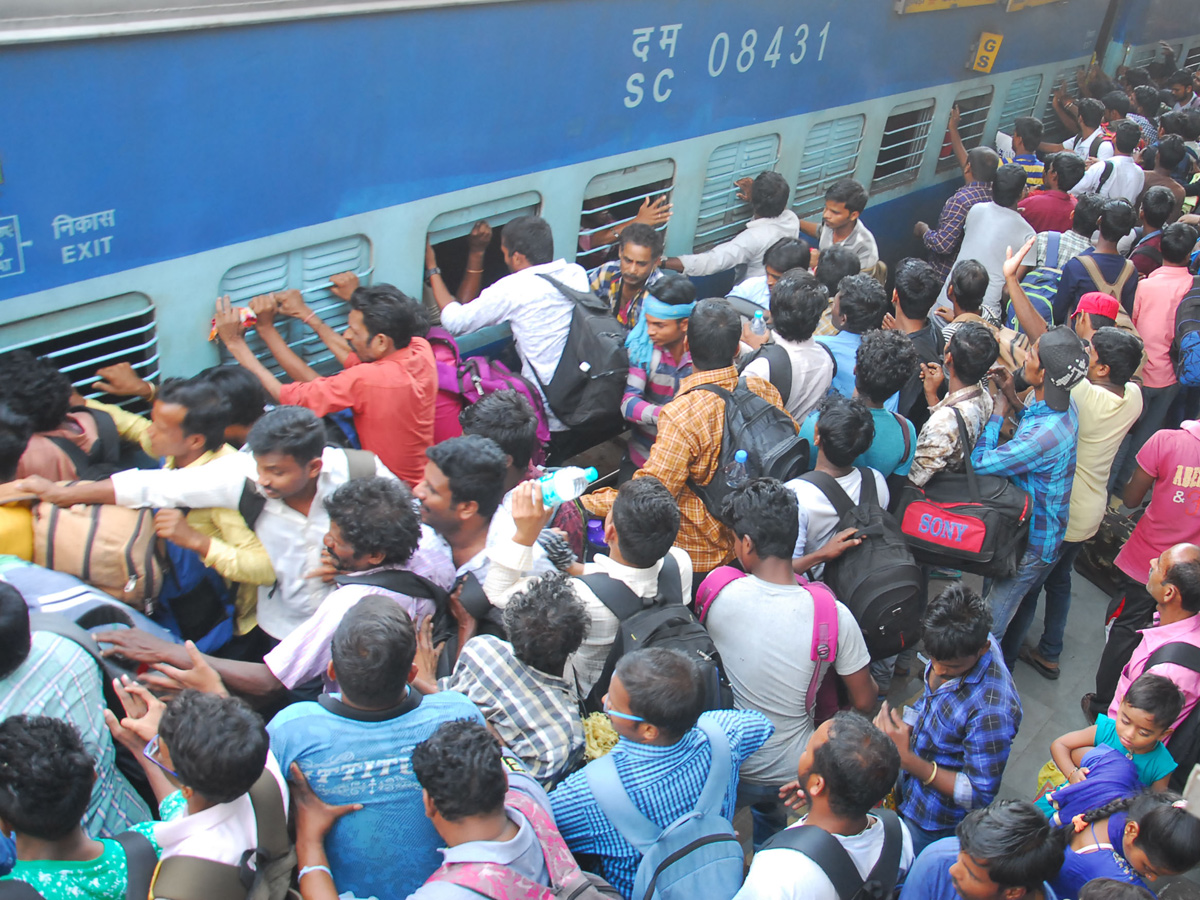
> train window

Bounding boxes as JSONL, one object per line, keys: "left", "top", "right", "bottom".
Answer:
{"left": 427, "top": 191, "right": 542, "bottom": 300}
{"left": 996, "top": 74, "right": 1043, "bottom": 135}
{"left": 693, "top": 134, "right": 781, "bottom": 253}
{"left": 936, "top": 87, "right": 994, "bottom": 173}
{"left": 217, "top": 234, "right": 372, "bottom": 378}
{"left": 871, "top": 99, "right": 936, "bottom": 194}
{"left": 2, "top": 293, "right": 159, "bottom": 411}
{"left": 1185, "top": 44, "right": 1200, "bottom": 70}
{"left": 578, "top": 160, "right": 675, "bottom": 269}
{"left": 793, "top": 115, "right": 866, "bottom": 219}
{"left": 1128, "top": 43, "right": 1181, "bottom": 69}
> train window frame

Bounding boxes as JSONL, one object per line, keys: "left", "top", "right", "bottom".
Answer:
{"left": 1, "top": 293, "right": 160, "bottom": 411}
{"left": 578, "top": 160, "right": 675, "bottom": 269}
{"left": 1041, "top": 68, "right": 1082, "bottom": 143}
{"left": 871, "top": 98, "right": 936, "bottom": 194}
{"left": 793, "top": 114, "right": 866, "bottom": 219}
{"left": 996, "top": 73, "right": 1043, "bottom": 136}
{"left": 426, "top": 191, "right": 542, "bottom": 305}
{"left": 692, "top": 134, "right": 781, "bottom": 254}
{"left": 217, "top": 234, "right": 373, "bottom": 379}
{"left": 936, "top": 86, "right": 994, "bottom": 174}
{"left": 1184, "top": 44, "right": 1200, "bottom": 71}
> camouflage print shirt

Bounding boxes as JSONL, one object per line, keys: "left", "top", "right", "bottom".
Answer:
{"left": 910, "top": 385, "right": 995, "bottom": 487}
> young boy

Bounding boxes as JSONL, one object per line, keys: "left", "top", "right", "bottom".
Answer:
{"left": 1041, "top": 672, "right": 1181, "bottom": 803}
{"left": 0, "top": 716, "right": 161, "bottom": 900}
{"left": 620, "top": 272, "right": 695, "bottom": 476}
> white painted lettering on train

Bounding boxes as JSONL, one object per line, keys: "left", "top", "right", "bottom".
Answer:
{"left": 631, "top": 27, "right": 655, "bottom": 62}
{"left": 627, "top": 24, "right": 683, "bottom": 107}
{"left": 52, "top": 209, "right": 116, "bottom": 240}
{"left": 653, "top": 69, "right": 674, "bottom": 102}
{"left": 61, "top": 235, "right": 113, "bottom": 264}
{"left": 658, "top": 24, "right": 682, "bottom": 57}
{"left": 624, "top": 73, "right": 645, "bottom": 108}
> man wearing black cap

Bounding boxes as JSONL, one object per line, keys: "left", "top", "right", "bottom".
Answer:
{"left": 970, "top": 327, "right": 1089, "bottom": 668}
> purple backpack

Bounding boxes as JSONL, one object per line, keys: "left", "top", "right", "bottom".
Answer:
{"left": 697, "top": 566, "right": 840, "bottom": 721}
{"left": 427, "top": 327, "right": 551, "bottom": 452}
{"left": 424, "top": 789, "right": 618, "bottom": 899}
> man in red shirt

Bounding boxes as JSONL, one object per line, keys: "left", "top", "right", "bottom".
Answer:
{"left": 215, "top": 279, "right": 436, "bottom": 486}
{"left": 1019, "top": 153, "right": 1084, "bottom": 234}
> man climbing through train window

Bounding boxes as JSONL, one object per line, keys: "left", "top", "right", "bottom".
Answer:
{"left": 213, "top": 281, "right": 437, "bottom": 488}
{"left": 662, "top": 171, "right": 800, "bottom": 282}
{"left": 914, "top": 105, "right": 999, "bottom": 282}
{"left": 426, "top": 214, "right": 591, "bottom": 441}
{"left": 589, "top": 222, "right": 665, "bottom": 329}
{"left": 797, "top": 178, "right": 881, "bottom": 275}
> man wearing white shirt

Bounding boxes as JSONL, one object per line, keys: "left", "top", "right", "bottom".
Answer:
{"left": 734, "top": 712, "right": 913, "bottom": 900}
{"left": 662, "top": 171, "right": 800, "bottom": 281}
{"left": 484, "top": 475, "right": 692, "bottom": 702}
{"left": 1070, "top": 120, "right": 1146, "bottom": 204}
{"left": 19, "top": 406, "right": 396, "bottom": 642}
{"left": 427, "top": 215, "right": 589, "bottom": 434}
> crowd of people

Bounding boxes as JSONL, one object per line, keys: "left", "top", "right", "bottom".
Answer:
{"left": 2, "top": 50, "right": 1200, "bottom": 900}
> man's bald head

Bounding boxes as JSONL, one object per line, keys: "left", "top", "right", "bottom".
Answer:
{"left": 1160, "top": 543, "right": 1200, "bottom": 613}
{"left": 966, "top": 147, "right": 999, "bottom": 184}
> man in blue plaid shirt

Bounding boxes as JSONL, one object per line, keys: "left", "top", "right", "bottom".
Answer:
{"left": 876, "top": 584, "right": 1022, "bottom": 857}
{"left": 972, "top": 326, "right": 1087, "bottom": 668}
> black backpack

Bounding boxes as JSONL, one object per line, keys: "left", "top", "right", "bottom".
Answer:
{"left": 758, "top": 809, "right": 904, "bottom": 900}
{"left": 578, "top": 554, "right": 731, "bottom": 713}
{"left": 798, "top": 468, "right": 924, "bottom": 660}
{"left": 687, "top": 378, "right": 807, "bottom": 525}
{"left": 534, "top": 273, "right": 629, "bottom": 431}
{"left": 1143, "top": 641, "right": 1200, "bottom": 792}
{"left": 738, "top": 339, "right": 839, "bottom": 404}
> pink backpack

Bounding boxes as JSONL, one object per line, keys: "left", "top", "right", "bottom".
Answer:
{"left": 696, "top": 567, "right": 840, "bottom": 721}
{"left": 427, "top": 327, "right": 551, "bottom": 455}
{"left": 424, "top": 790, "right": 618, "bottom": 899}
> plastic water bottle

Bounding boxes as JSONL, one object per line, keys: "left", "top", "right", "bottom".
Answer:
{"left": 724, "top": 450, "right": 749, "bottom": 489}
{"left": 539, "top": 466, "right": 599, "bottom": 508}
{"left": 750, "top": 310, "right": 768, "bottom": 336}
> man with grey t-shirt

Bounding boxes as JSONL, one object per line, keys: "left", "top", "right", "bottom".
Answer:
{"left": 702, "top": 479, "right": 876, "bottom": 850}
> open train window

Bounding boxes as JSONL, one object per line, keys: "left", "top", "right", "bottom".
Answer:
{"left": 793, "top": 115, "right": 866, "bottom": 219}
{"left": 1185, "top": 44, "right": 1200, "bottom": 71}
{"left": 693, "top": 135, "right": 781, "bottom": 253}
{"left": 218, "top": 234, "right": 372, "bottom": 378}
{"left": 937, "top": 87, "right": 994, "bottom": 173}
{"left": 578, "top": 160, "right": 674, "bottom": 269}
{"left": 427, "top": 192, "right": 542, "bottom": 305}
{"left": 1129, "top": 42, "right": 1181, "bottom": 69}
{"left": 872, "top": 100, "right": 935, "bottom": 194}
{"left": 1, "top": 293, "right": 159, "bottom": 411}
{"left": 996, "top": 74, "right": 1043, "bottom": 136}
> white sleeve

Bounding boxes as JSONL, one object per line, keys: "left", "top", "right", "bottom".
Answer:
{"left": 678, "top": 230, "right": 760, "bottom": 277}
{"left": 743, "top": 356, "right": 771, "bottom": 382}
{"left": 735, "top": 849, "right": 836, "bottom": 900}
{"left": 110, "top": 452, "right": 252, "bottom": 510}
{"left": 1070, "top": 161, "right": 1103, "bottom": 196}
{"left": 873, "top": 469, "right": 890, "bottom": 508}
{"left": 438, "top": 279, "right": 518, "bottom": 336}
{"left": 833, "top": 601, "right": 872, "bottom": 675}
{"left": 1096, "top": 141, "right": 1115, "bottom": 160}
{"left": 793, "top": 500, "right": 810, "bottom": 558}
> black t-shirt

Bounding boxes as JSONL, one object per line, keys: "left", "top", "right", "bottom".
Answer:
{"left": 898, "top": 321, "right": 945, "bottom": 431}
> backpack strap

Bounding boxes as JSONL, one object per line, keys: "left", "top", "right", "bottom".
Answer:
{"left": 891, "top": 413, "right": 912, "bottom": 466}
{"left": 816, "top": 340, "right": 839, "bottom": 378}
{"left": 759, "top": 810, "right": 903, "bottom": 900}
{"left": 1046, "top": 231, "right": 1062, "bottom": 270}
{"left": 805, "top": 581, "right": 839, "bottom": 717}
{"left": 536, "top": 273, "right": 610, "bottom": 314}
{"left": 586, "top": 756, "right": 667, "bottom": 854}
{"left": 343, "top": 448, "right": 378, "bottom": 481}
{"left": 334, "top": 569, "right": 450, "bottom": 606}
{"left": 1076, "top": 253, "right": 1134, "bottom": 308}
{"left": 115, "top": 830, "right": 158, "bottom": 900}
{"left": 1097, "top": 160, "right": 1115, "bottom": 192}
{"left": 746, "top": 341, "right": 793, "bottom": 402}
{"left": 51, "top": 408, "right": 123, "bottom": 477}
{"left": 237, "top": 479, "right": 267, "bottom": 532}
{"left": 504, "top": 790, "right": 588, "bottom": 891}
{"left": 1088, "top": 132, "right": 1109, "bottom": 159}
{"left": 695, "top": 566, "right": 747, "bottom": 625}
{"left": 694, "top": 719, "right": 734, "bottom": 818}
{"left": 1145, "top": 641, "right": 1200, "bottom": 674}
{"left": 798, "top": 470, "right": 861, "bottom": 519}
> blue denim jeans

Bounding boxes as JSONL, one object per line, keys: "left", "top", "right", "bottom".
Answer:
{"left": 736, "top": 779, "right": 789, "bottom": 850}
{"left": 1000, "top": 541, "right": 1084, "bottom": 665}
{"left": 984, "top": 548, "right": 1058, "bottom": 666}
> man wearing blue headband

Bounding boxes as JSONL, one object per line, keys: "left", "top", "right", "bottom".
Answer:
{"left": 620, "top": 273, "right": 695, "bottom": 478}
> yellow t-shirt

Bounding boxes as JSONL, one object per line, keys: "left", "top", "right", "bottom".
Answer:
{"left": 1065, "top": 380, "right": 1144, "bottom": 543}
{"left": 0, "top": 503, "right": 34, "bottom": 561}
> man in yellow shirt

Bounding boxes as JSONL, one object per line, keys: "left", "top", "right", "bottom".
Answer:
{"left": 40, "top": 378, "right": 275, "bottom": 657}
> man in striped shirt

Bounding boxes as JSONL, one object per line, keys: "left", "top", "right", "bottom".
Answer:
{"left": 620, "top": 273, "right": 694, "bottom": 475}
{"left": 1000, "top": 116, "right": 1045, "bottom": 190}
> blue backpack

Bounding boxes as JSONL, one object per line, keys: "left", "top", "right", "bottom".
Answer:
{"left": 152, "top": 541, "right": 237, "bottom": 653}
{"left": 585, "top": 720, "right": 744, "bottom": 900}
{"left": 1007, "top": 231, "right": 1062, "bottom": 333}
{"left": 1170, "top": 277, "right": 1200, "bottom": 387}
